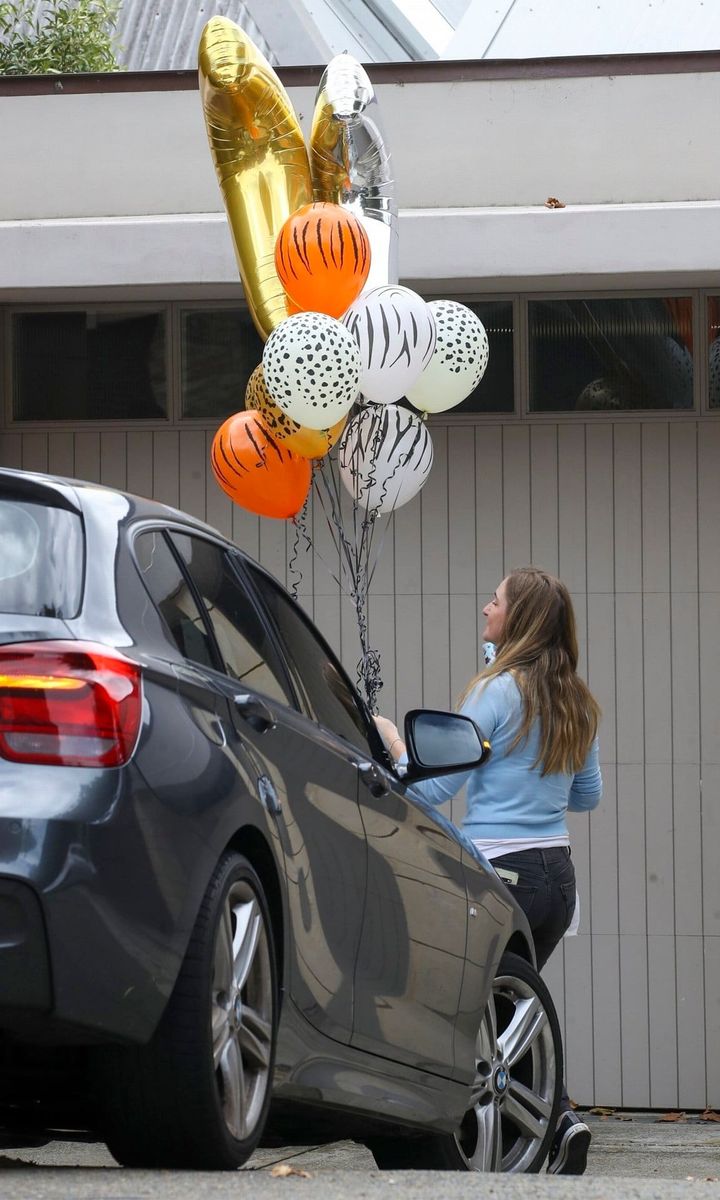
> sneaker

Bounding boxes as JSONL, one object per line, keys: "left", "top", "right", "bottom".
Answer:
{"left": 547, "top": 1111, "right": 591, "bottom": 1175}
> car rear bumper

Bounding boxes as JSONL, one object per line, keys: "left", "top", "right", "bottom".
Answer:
{"left": 0, "top": 878, "right": 52, "bottom": 1013}
{"left": 0, "top": 763, "right": 214, "bottom": 1046}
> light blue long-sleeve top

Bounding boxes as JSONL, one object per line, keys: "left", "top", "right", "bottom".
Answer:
{"left": 409, "top": 673, "right": 602, "bottom": 841}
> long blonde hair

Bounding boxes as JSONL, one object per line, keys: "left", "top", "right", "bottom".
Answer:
{"left": 461, "top": 567, "right": 600, "bottom": 775}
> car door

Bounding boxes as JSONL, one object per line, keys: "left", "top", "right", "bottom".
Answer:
{"left": 241, "top": 561, "right": 469, "bottom": 1079}
{"left": 167, "top": 531, "right": 367, "bottom": 1047}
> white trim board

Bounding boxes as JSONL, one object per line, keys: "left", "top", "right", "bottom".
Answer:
{"left": 1, "top": 202, "right": 720, "bottom": 297}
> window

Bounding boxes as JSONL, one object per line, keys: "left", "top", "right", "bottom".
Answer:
{"left": 134, "top": 531, "right": 215, "bottom": 668}
{"left": 709, "top": 296, "right": 720, "bottom": 410}
{"left": 7, "top": 294, "right": 713, "bottom": 425}
{"left": 452, "top": 299, "right": 514, "bottom": 413}
{"left": 244, "top": 562, "right": 374, "bottom": 754}
{"left": 170, "top": 534, "right": 292, "bottom": 706}
{"left": 181, "top": 308, "right": 263, "bottom": 419}
{"left": 528, "top": 297, "right": 694, "bottom": 412}
{"left": 0, "top": 498, "right": 83, "bottom": 618}
{"left": 12, "top": 310, "right": 166, "bottom": 421}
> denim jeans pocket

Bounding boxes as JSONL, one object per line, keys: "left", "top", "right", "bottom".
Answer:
{"left": 560, "top": 880, "right": 577, "bottom": 930}
{"left": 504, "top": 883, "right": 537, "bottom": 924}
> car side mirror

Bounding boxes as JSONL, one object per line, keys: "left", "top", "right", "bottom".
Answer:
{"left": 402, "top": 709, "right": 491, "bottom": 781}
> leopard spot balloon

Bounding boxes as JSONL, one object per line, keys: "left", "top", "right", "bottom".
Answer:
{"left": 246, "top": 363, "right": 346, "bottom": 458}
{"left": 262, "top": 311, "right": 361, "bottom": 431}
{"left": 405, "top": 300, "right": 489, "bottom": 414}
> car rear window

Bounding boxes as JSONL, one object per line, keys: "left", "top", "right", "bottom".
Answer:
{"left": 0, "top": 499, "right": 84, "bottom": 618}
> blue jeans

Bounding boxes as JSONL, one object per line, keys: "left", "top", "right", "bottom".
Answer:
{"left": 492, "top": 845, "right": 576, "bottom": 969}
{"left": 492, "top": 845, "right": 576, "bottom": 1113}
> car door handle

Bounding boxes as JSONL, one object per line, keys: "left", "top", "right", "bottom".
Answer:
{"left": 357, "top": 760, "right": 391, "bottom": 798}
{"left": 233, "top": 693, "right": 275, "bottom": 733}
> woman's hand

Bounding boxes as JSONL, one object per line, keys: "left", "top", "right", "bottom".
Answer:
{"left": 373, "top": 715, "right": 406, "bottom": 762}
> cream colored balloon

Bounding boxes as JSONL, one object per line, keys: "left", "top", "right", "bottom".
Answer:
{"left": 405, "top": 300, "right": 489, "bottom": 414}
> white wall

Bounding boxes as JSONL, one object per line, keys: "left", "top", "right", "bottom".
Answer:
{"left": 1, "top": 69, "right": 720, "bottom": 222}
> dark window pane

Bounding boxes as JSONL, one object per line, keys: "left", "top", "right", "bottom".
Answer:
{"left": 244, "top": 562, "right": 372, "bottom": 754}
{"left": 181, "top": 309, "right": 264, "bottom": 419}
{"left": 13, "top": 311, "right": 166, "bottom": 421}
{"left": 528, "top": 297, "right": 694, "bottom": 412}
{"left": 134, "top": 531, "right": 215, "bottom": 667}
{"left": 0, "top": 499, "right": 83, "bottom": 618}
{"left": 454, "top": 300, "right": 514, "bottom": 413}
{"left": 709, "top": 296, "right": 720, "bottom": 409}
{"left": 171, "top": 535, "right": 291, "bottom": 706}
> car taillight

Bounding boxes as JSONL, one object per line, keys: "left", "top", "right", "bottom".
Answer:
{"left": 0, "top": 642, "right": 142, "bottom": 767}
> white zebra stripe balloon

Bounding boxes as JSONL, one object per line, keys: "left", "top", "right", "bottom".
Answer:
{"left": 338, "top": 405, "right": 433, "bottom": 515}
{"left": 342, "top": 286, "right": 436, "bottom": 405}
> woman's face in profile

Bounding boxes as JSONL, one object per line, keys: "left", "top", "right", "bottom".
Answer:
{"left": 482, "top": 577, "right": 509, "bottom": 645}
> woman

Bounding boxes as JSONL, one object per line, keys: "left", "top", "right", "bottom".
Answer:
{"left": 375, "top": 566, "right": 602, "bottom": 1176}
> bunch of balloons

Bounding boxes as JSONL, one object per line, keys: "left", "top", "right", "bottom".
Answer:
{"left": 199, "top": 18, "right": 490, "bottom": 523}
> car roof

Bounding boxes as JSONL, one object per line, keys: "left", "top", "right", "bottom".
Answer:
{"left": 0, "top": 466, "right": 232, "bottom": 544}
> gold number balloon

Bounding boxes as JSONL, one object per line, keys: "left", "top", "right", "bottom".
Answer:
{"left": 198, "top": 18, "right": 313, "bottom": 340}
{"left": 246, "top": 364, "right": 346, "bottom": 459}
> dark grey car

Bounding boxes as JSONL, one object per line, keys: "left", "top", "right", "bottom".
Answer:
{"left": 0, "top": 467, "right": 562, "bottom": 1172}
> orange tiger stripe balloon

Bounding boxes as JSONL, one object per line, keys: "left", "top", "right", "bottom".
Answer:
{"left": 275, "top": 201, "right": 371, "bottom": 318}
{"left": 211, "top": 410, "right": 311, "bottom": 519}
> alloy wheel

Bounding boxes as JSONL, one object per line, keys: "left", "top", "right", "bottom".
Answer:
{"left": 211, "top": 880, "right": 274, "bottom": 1141}
{"left": 454, "top": 967, "right": 558, "bottom": 1172}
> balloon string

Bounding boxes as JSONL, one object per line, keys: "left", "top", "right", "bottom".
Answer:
{"left": 287, "top": 495, "right": 310, "bottom": 600}
{"left": 309, "top": 433, "right": 385, "bottom": 710}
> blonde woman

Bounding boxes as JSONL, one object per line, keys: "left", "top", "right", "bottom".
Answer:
{"left": 375, "top": 566, "right": 602, "bottom": 1176}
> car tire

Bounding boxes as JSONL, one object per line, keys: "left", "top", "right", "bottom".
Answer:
{"left": 99, "top": 852, "right": 278, "bottom": 1169}
{"left": 367, "top": 951, "right": 562, "bottom": 1174}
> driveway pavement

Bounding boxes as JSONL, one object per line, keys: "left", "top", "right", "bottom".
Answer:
{"left": 1, "top": 1110, "right": 719, "bottom": 1198}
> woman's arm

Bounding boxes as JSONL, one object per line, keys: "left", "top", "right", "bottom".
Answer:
{"left": 568, "top": 737, "right": 602, "bottom": 811}
{"left": 373, "top": 715, "right": 405, "bottom": 762}
{"left": 376, "top": 678, "right": 504, "bottom": 807}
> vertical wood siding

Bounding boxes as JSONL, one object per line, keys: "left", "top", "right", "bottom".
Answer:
{"left": 1, "top": 417, "right": 718, "bottom": 1110}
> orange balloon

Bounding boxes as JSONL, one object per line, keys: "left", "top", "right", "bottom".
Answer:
{"left": 211, "top": 411, "right": 311, "bottom": 519}
{"left": 245, "top": 364, "right": 346, "bottom": 459}
{"left": 275, "top": 201, "right": 371, "bottom": 318}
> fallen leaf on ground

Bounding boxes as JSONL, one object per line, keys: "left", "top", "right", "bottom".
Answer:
{"left": 615, "top": 1115, "right": 633, "bottom": 1121}
{"left": 656, "top": 1111, "right": 687, "bottom": 1122}
{"left": 269, "top": 1164, "right": 312, "bottom": 1178}
{"left": 589, "top": 1106, "right": 615, "bottom": 1115}
{"left": 700, "top": 1109, "right": 720, "bottom": 1122}
{"left": 545, "top": 196, "right": 566, "bottom": 208}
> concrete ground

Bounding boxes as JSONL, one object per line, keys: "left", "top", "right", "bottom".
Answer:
{"left": 1, "top": 1111, "right": 719, "bottom": 1191}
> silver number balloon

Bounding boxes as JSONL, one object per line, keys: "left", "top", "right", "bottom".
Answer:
{"left": 310, "top": 54, "right": 398, "bottom": 292}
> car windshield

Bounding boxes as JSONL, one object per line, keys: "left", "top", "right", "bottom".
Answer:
{"left": 0, "top": 499, "right": 84, "bottom": 618}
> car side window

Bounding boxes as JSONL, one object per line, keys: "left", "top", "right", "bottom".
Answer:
{"left": 169, "top": 533, "right": 293, "bottom": 707}
{"left": 242, "top": 561, "right": 374, "bottom": 755}
{"left": 134, "top": 530, "right": 216, "bottom": 668}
